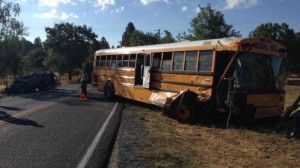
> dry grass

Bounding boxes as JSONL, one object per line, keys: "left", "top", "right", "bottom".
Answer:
{"left": 0, "top": 85, "right": 5, "bottom": 93}
{"left": 139, "top": 78, "right": 300, "bottom": 168}
{"left": 140, "top": 111, "right": 300, "bottom": 168}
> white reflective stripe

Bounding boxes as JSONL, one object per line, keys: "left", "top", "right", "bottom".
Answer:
{"left": 77, "top": 102, "right": 119, "bottom": 168}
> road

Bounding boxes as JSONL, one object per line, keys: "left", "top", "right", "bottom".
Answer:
{"left": 0, "top": 84, "right": 122, "bottom": 168}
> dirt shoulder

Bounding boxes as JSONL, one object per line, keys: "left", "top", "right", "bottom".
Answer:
{"left": 108, "top": 102, "right": 149, "bottom": 167}
{"left": 108, "top": 78, "right": 300, "bottom": 168}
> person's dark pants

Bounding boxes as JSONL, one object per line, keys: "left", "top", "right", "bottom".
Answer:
{"left": 81, "top": 83, "right": 87, "bottom": 98}
{"left": 293, "top": 111, "right": 300, "bottom": 138}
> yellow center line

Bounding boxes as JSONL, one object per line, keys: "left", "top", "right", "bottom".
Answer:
{"left": 0, "top": 102, "right": 57, "bottom": 126}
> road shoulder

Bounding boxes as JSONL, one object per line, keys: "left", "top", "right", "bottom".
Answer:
{"left": 108, "top": 103, "right": 148, "bottom": 168}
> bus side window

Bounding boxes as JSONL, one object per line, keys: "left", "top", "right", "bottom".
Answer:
{"left": 96, "top": 56, "right": 100, "bottom": 67}
{"left": 185, "top": 51, "right": 198, "bottom": 71}
{"left": 123, "top": 54, "right": 129, "bottom": 67}
{"left": 153, "top": 53, "right": 162, "bottom": 69}
{"left": 111, "top": 55, "right": 117, "bottom": 68}
{"left": 106, "top": 55, "right": 112, "bottom": 67}
{"left": 100, "top": 55, "right": 106, "bottom": 67}
{"left": 162, "top": 52, "right": 172, "bottom": 71}
{"left": 199, "top": 50, "right": 213, "bottom": 71}
{"left": 173, "top": 51, "right": 184, "bottom": 71}
{"left": 145, "top": 54, "right": 151, "bottom": 66}
{"left": 129, "top": 54, "right": 136, "bottom": 67}
{"left": 117, "top": 55, "right": 123, "bottom": 67}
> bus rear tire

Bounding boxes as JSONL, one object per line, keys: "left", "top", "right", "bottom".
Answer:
{"left": 104, "top": 81, "right": 115, "bottom": 99}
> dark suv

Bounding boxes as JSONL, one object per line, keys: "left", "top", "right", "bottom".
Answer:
{"left": 5, "top": 72, "right": 56, "bottom": 94}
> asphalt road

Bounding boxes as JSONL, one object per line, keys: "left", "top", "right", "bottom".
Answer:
{"left": 0, "top": 84, "right": 122, "bottom": 168}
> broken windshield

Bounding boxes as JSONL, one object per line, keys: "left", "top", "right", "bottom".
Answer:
{"left": 233, "top": 52, "right": 284, "bottom": 92}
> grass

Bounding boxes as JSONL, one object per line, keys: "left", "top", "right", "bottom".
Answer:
{"left": 139, "top": 111, "right": 300, "bottom": 168}
{"left": 137, "top": 78, "right": 300, "bottom": 168}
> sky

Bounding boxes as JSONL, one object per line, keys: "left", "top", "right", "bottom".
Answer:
{"left": 13, "top": 0, "right": 300, "bottom": 47}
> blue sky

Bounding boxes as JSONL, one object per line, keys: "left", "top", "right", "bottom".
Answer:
{"left": 14, "top": 0, "right": 300, "bottom": 47}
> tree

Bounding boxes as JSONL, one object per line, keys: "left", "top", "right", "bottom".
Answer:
{"left": 249, "top": 22, "right": 299, "bottom": 73}
{"left": 98, "top": 36, "right": 110, "bottom": 49}
{"left": 249, "top": 23, "right": 295, "bottom": 43}
{"left": 19, "top": 37, "right": 35, "bottom": 56}
{"left": 179, "top": 4, "right": 240, "bottom": 40}
{"left": 34, "top": 37, "right": 43, "bottom": 48}
{"left": 120, "top": 22, "right": 136, "bottom": 46}
{"left": 0, "top": 38, "right": 22, "bottom": 76}
{"left": 44, "top": 23, "right": 98, "bottom": 79}
{"left": 120, "top": 22, "right": 175, "bottom": 46}
{"left": 0, "top": 1, "right": 28, "bottom": 82}
{"left": 161, "top": 30, "right": 175, "bottom": 44}
{"left": 23, "top": 48, "right": 48, "bottom": 72}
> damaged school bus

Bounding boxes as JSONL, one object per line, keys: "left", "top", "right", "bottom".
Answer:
{"left": 92, "top": 37, "right": 287, "bottom": 122}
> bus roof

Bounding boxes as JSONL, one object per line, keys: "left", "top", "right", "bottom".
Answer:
{"left": 95, "top": 37, "right": 244, "bottom": 54}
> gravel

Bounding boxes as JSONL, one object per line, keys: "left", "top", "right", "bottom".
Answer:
{"left": 108, "top": 103, "right": 148, "bottom": 168}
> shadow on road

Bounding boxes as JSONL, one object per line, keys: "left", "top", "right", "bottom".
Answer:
{"left": 0, "top": 111, "right": 44, "bottom": 128}
{"left": 0, "top": 106, "right": 23, "bottom": 111}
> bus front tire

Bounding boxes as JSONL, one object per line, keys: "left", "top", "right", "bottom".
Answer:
{"left": 175, "top": 102, "right": 194, "bottom": 123}
{"left": 174, "top": 91, "right": 198, "bottom": 123}
{"left": 104, "top": 81, "right": 115, "bottom": 99}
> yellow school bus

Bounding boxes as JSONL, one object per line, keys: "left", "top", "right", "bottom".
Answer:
{"left": 92, "top": 37, "right": 287, "bottom": 122}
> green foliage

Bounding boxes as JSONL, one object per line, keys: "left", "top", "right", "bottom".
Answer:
{"left": 249, "top": 22, "right": 299, "bottom": 73}
{"left": 0, "top": 1, "right": 28, "bottom": 79}
{"left": 178, "top": 4, "right": 240, "bottom": 41}
{"left": 161, "top": 30, "right": 175, "bottom": 44}
{"left": 19, "top": 37, "right": 35, "bottom": 56}
{"left": 44, "top": 23, "right": 98, "bottom": 77}
{"left": 23, "top": 48, "right": 48, "bottom": 72}
{"left": 0, "top": 38, "right": 22, "bottom": 76}
{"left": 120, "top": 22, "right": 174, "bottom": 47}
{"left": 120, "top": 22, "right": 136, "bottom": 46}
{"left": 34, "top": 37, "right": 43, "bottom": 48}
{"left": 249, "top": 23, "right": 295, "bottom": 43}
{"left": 98, "top": 36, "right": 109, "bottom": 49}
{"left": 128, "top": 30, "right": 143, "bottom": 46}
{"left": 44, "top": 51, "right": 69, "bottom": 75}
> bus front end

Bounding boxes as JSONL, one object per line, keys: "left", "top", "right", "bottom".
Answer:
{"left": 225, "top": 38, "right": 287, "bottom": 119}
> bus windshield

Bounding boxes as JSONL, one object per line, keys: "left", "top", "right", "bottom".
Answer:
{"left": 233, "top": 52, "right": 284, "bottom": 92}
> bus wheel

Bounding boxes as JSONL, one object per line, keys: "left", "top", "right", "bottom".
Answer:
{"left": 174, "top": 91, "right": 198, "bottom": 123}
{"left": 175, "top": 102, "right": 193, "bottom": 122}
{"left": 104, "top": 81, "right": 115, "bottom": 99}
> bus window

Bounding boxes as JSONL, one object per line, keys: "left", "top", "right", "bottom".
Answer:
{"left": 111, "top": 55, "right": 117, "bottom": 68}
{"left": 117, "top": 55, "right": 123, "bottom": 67}
{"left": 185, "top": 51, "right": 198, "bottom": 71}
{"left": 145, "top": 54, "right": 150, "bottom": 66}
{"left": 199, "top": 50, "right": 213, "bottom": 71}
{"left": 96, "top": 56, "right": 100, "bottom": 67}
{"left": 100, "top": 55, "right": 106, "bottom": 67}
{"left": 162, "top": 52, "right": 172, "bottom": 70}
{"left": 106, "top": 55, "right": 112, "bottom": 67}
{"left": 173, "top": 51, "right": 184, "bottom": 71}
{"left": 153, "top": 53, "right": 162, "bottom": 69}
{"left": 129, "top": 54, "right": 136, "bottom": 67}
{"left": 123, "top": 54, "right": 129, "bottom": 67}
